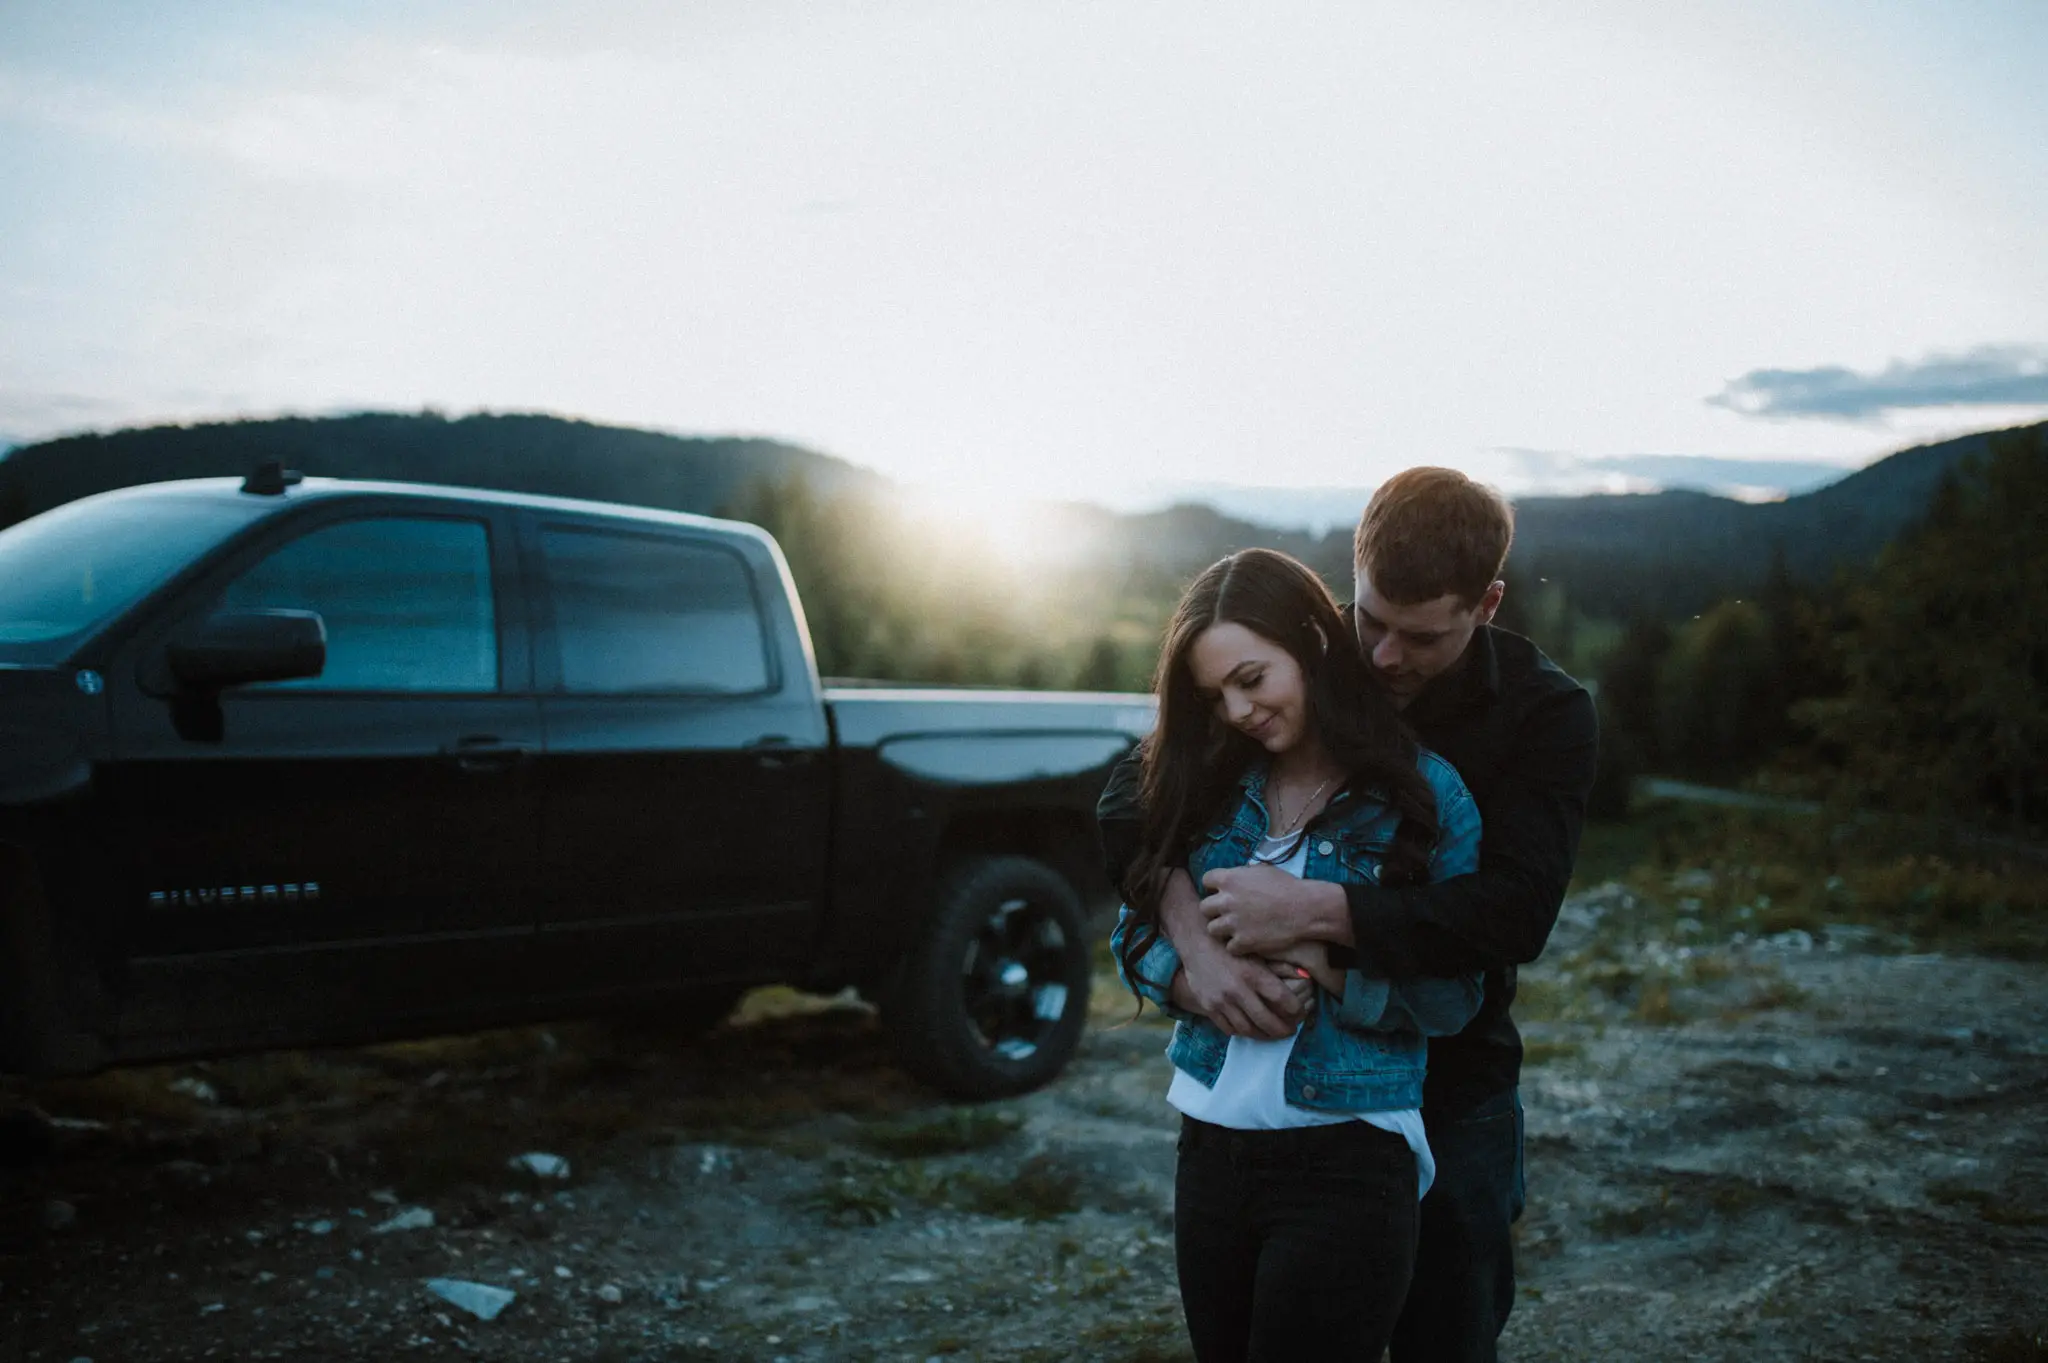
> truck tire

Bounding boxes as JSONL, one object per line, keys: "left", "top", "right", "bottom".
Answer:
{"left": 886, "top": 854, "right": 1092, "bottom": 1100}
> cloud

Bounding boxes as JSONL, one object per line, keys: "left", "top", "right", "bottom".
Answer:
{"left": 1708, "top": 345, "right": 2048, "bottom": 419}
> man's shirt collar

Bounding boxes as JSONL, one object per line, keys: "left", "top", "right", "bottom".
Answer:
{"left": 1407, "top": 625, "right": 1500, "bottom": 728}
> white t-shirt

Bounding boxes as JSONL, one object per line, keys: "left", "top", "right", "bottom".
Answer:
{"left": 1166, "top": 830, "right": 1436, "bottom": 1199}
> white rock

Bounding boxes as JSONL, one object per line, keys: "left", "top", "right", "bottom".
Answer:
{"left": 170, "top": 1077, "right": 220, "bottom": 1104}
{"left": 509, "top": 1152, "right": 572, "bottom": 1180}
{"left": 425, "top": 1278, "right": 516, "bottom": 1322}
{"left": 306, "top": 1220, "right": 335, "bottom": 1236}
{"left": 48, "top": 1117, "right": 111, "bottom": 1134}
{"left": 596, "top": 1283, "right": 624, "bottom": 1304}
{"left": 371, "top": 1207, "right": 436, "bottom": 1234}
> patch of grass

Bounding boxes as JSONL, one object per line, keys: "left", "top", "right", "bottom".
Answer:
{"left": 1682, "top": 953, "right": 1736, "bottom": 984}
{"left": 25, "top": 1067, "right": 226, "bottom": 1127}
{"left": 1718, "top": 976, "right": 1809, "bottom": 1020}
{"left": 1075, "top": 1261, "right": 1135, "bottom": 1298}
{"left": 802, "top": 1149, "right": 1083, "bottom": 1225}
{"left": 1928, "top": 1179, "right": 2048, "bottom": 1227}
{"left": 1590, "top": 1188, "right": 1681, "bottom": 1236}
{"left": 803, "top": 1172, "right": 901, "bottom": 1226}
{"left": 1633, "top": 981, "right": 1685, "bottom": 1024}
{"left": 205, "top": 1051, "right": 406, "bottom": 1109}
{"left": 1077, "top": 1312, "right": 1196, "bottom": 1363}
{"left": 728, "top": 983, "right": 875, "bottom": 1027}
{"left": 1512, "top": 974, "right": 1608, "bottom": 1025}
{"left": 1579, "top": 961, "right": 1644, "bottom": 1002}
{"left": 1982, "top": 1204, "right": 2048, "bottom": 1228}
{"left": 1588, "top": 1173, "right": 1790, "bottom": 1238}
{"left": 1971, "top": 1325, "right": 2048, "bottom": 1363}
{"left": 954, "top": 1153, "right": 1084, "bottom": 1220}
{"left": 1520, "top": 1038, "right": 1584, "bottom": 1066}
{"left": 1599, "top": 801, "right": 2048, "bottom": 960}
{"left": 854, "top": 1108, "right": 1022, "bottom": 1158}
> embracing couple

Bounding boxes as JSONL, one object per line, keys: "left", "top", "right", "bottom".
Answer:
{"left": 1099, "top": 468, "right": 1598, "bottom": 1362}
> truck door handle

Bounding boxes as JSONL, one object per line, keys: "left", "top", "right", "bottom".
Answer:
{"left": 744, "top": 735, "right": 813, "bottom": 770}
{"left": 442, "top": 735, "right": 536, "bottom": 773}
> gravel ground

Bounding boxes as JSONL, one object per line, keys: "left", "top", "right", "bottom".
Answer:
{"left": 4, "top": 887, "right": 2046, "bottom": 1362}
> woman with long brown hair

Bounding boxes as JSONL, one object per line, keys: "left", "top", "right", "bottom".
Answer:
{"left": 1111, "top": 547, "right": 1484, "bottom": 1362}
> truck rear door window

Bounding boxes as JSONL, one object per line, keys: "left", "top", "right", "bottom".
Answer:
{"left": 541, "top": 528, "right": 771, "bottom": 695}
{"left": 220, "top": 517, "right": 498, "bottom": 692}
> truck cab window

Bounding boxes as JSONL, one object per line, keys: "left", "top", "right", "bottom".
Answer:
{"left": 542, "top": 528, "right": 770, "bottom": 694}
{"left": 220, "top": 517, "right": 497, "bottom": 692}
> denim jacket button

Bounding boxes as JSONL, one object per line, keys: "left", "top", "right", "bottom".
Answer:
{"left": 1317, "top": 840, "right": 1334, "bottom": 856}
{"left": 1301, "top": 1084, "right": 1318, "bottom": 1100}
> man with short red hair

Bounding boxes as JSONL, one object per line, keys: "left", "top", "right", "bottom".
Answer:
{"left": 1099, "top": 467, "right": 1598, "bottom": 1362}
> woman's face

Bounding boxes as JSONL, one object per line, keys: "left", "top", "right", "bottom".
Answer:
{"left": 1187, "top": 621, "right": 1313, "bottom": 755}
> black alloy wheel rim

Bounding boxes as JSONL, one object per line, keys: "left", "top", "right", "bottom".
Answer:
{"left": 960, "top": 895, "right": 1072, "bottom": 1060}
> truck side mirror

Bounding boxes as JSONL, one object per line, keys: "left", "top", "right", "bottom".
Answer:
{"left": 166, "top": 609, "right": 327, "bottom": 691}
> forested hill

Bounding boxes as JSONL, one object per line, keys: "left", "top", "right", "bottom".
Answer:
{"left": 2, "top": 410, "right": 2039, "bottom": 623}
{"left": 1505, "top": 421, "right": 2047, "bottom": 618}
{"left": 0, "top": 412, "right": 882, "bottom": 528}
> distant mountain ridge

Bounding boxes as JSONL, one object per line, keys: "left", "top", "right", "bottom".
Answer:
{"left": 2, "top": 410, "right": 2037, "bottom": 623}
{"left": 0, "top": 411, "right": 881, "bottom": 527}
{"left": 1505, "top": 422, "right": 2045, "bottom": 616}
{"left": 1089, "top": 423, "right": 2041, "bottom": 617}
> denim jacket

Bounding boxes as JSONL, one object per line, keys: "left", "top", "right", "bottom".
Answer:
{"left": 1111, "top": 750, "right": 1484, "bottom": 1114}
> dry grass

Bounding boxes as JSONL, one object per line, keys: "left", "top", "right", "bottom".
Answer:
{"left": 1972, "top": 1326, "right": 2048, "bottom": 1363}
{"left": 854, "top": 1108, "right": 1022, "bottom": 1158}
{"left": 1521, "top": 1037, "right": 1584, "bottom": 1066}
{"left": 1583, "top": 802, "right": 2048, "bottom": 961}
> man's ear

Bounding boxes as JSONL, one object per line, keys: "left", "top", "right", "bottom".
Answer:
{"left": 1475, "top": 580, "right": 1505, "bottom": 626}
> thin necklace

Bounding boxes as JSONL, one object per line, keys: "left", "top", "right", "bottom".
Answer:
{"left": 1269, "top": 772, "right": 1337, "bottom": 839}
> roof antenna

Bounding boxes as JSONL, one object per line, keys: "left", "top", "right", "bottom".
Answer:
{"left": 241, "top": 460, "right": 304, "bottom": 496}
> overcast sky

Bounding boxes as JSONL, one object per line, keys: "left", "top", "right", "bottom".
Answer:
{"left": 3, "top": 0, "right": 2045, "bottom": 509}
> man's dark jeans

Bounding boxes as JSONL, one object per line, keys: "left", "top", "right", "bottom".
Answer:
{"left": 1390, "top": 1087, "right": 1526, "bottom": 1363}
{"left": 1173, "top": 1116, "right": 1418, "bottom": 1363}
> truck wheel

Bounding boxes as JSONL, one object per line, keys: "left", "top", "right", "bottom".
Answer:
{"left": 887, "top": 855, "right": 1092, "bottom": 1100}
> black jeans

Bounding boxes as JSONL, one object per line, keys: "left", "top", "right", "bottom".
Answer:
{"left": 1173, "top": 1116, "right": 1418, "bottom": 1363}
{"left": 1389, "top": 1087, "right": 1526, "bottom": 1363}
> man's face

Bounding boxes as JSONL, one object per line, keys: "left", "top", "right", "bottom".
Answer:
{"left": 1351, "top": 569, "right": 1503, "bottom": 706}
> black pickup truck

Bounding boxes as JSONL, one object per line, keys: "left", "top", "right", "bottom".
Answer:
{"left": 0, "top": 468, "right": 1153, "bottom": 1098}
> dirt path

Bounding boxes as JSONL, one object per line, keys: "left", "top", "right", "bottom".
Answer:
{"left": 5, "top": 890, "right": 2046, "bottom": 1362}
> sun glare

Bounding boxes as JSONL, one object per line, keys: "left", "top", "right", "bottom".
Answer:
{"left": 893, "top": 481, "right": 1097, "bottom": 570}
